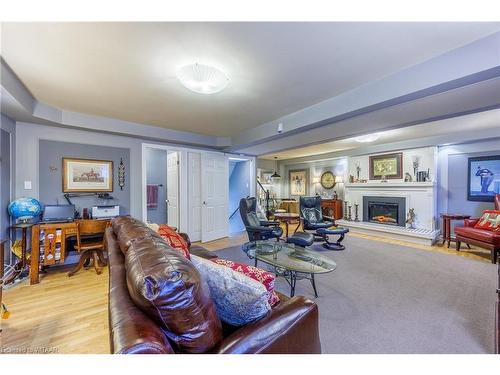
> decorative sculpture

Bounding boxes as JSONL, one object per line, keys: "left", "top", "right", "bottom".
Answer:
{"left": 355, "top": 161, "right": 361, "bottom": 181}
{"left": 118, "top": 158, "right": 125, "bottom": 191}
{"left": 406, "top": 208, "right": 416, "bottom": 229}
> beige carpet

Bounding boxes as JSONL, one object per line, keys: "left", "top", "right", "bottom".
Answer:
{"left": 215, "top": 235, "right": 497, "bottom": 353}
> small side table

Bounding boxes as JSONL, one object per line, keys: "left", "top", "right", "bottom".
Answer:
{"left": 273, "top": 212, "right": 300, "bottom": 239}
{"left": 440, "top": 214, "right": 471, "bottom": 249}
{"left": 10, "top": 222, "right": 35, "bottom": 271}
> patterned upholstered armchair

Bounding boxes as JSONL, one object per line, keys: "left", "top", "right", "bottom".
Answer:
{"left": 240, "top": 197, "right": 283, "bottom": 242}
{"left": 299, "top": 196, "right": 335, "bottom": 238}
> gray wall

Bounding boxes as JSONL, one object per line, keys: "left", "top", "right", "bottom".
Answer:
{"left": 445, "top": 150, "right": 499, "bottom": 217}
{"left": 229, "top": 160, "right": 250, "bottom": 233}
{"left": 437, "top": 139, "right": 500, "bottom": 234}
{"left": 145, "top": 147, "right": 167, "bottom": 224}
{"left": 1, "top": 114, "right": 15, "bottom": 260}
{"left": 280, "top": 158, "right": 347, "bottom": 199}
{"left": 39, "top": 140, "right": 130, "bottom": 215}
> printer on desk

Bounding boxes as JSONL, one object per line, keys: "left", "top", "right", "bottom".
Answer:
{"left": 91, "top": 205, "right": 120, "bottom": 219}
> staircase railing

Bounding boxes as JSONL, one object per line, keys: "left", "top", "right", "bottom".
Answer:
{"left": 229, "top": 207, "right": 239, "bottom": 221}
{"left": 257, "top": 179, "right": 271, "bottom": 219}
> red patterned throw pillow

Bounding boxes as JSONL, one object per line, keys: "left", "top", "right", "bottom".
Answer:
{"left": 209, "top": 258, "right": 280, "bottom": 306}
{"left": 474, "top": 210, "right": 500, "bottom": 232}
{"left": 158, "top": 225, "right": 191, "bottom": 259}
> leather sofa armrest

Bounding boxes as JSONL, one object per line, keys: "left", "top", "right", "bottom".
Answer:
{"left": 323, "top": 215, "right": 336, "bottom": 224}
{"left": 464, "top": 218, "right": 479, "bottom": 227}
{"left": 260, "top": 220, "right": 280, "bottom": 227}
{"left": 213, "top": 296, "right": 321, "bottom": 354}
{"left": 246, "top": 225, "right": 275, "bottom": 234}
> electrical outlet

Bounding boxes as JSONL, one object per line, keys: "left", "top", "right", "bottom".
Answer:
{"left": 24, "top": 181, "right": 32, "bottom": 190}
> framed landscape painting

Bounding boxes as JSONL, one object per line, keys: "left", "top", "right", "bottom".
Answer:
{"left": 289, "top": 169, "right": 308, "bottom": 196}
{"left": 467, "top": 155, "right": 500, "bottom": 202}
{"left": 63, "top": 158, "right": 113, "bottom": 193}
{"left": 369, "top": 152, "right": 403, "bottom": 180}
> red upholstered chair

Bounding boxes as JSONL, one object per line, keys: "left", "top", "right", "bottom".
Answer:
{"left": 455, "top": 194, "right": 500, "bottom": 264}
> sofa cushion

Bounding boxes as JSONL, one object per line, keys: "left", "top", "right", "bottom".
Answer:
{"left": 455, "top": 226, "right": 500, "bottom": 246}
{"left": 474, "top": 210, "right": 500, "bottom": 232}
{"left": 125, "top": 236, "right": 223, "bottom": 353}
{"left": 157, "top": 224, "right": 190, "bottom": 259}
{"left": 191, "top": 255, "right": 271, "bottom": 326}
{"left": 209, "top": 258, "right": 280, "bottom": 306}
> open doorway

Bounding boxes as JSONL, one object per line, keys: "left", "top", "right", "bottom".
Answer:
{"left": 228, "top": 157, "right": 252, "bottom": 234}
{"left": 144, "top": 146, "right": 180, "bottom": 228}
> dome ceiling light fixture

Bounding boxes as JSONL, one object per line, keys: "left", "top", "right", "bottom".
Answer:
{"left": 354, "top": 133, "right": 381, "bottom": 143}
{"left": 176, "top": 63, "right": 229, "bottom": 94}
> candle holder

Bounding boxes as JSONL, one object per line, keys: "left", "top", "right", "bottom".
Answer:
{"left": 344, "top": 201, "right": 349, "bottom": 220}
{"left": 348, "top": 205, "right": 352, "bottom": 221}
{"left": 354, "top": 204, "right": 359, "bottom": 222}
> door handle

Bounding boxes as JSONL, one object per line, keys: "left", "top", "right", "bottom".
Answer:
{"left": 203, "top": 201, "right": 207, "bottom": 205}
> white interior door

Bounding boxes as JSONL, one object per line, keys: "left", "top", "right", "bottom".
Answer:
{"left": 201, "top": 152, "right": 228, "bottom": 242}
{"left": 188, "top": 152, "right": 202, "bottom": 242}
{"left": 167, "top": 151, "right": 179, "bottom": 228}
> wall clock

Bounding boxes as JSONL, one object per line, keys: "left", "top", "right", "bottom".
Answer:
{"left": 320, "top": 171, "right": 336, "bottom": 189}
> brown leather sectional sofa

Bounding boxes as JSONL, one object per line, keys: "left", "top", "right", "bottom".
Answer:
{"left": 106, "top": 216, "right": 321, "bottom": 354}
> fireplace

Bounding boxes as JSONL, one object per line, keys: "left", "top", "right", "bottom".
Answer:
{"left": 362, "top": 196, "right": 406, "bottom": 227}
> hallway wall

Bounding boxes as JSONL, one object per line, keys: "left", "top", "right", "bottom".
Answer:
{"left": 229, "top": 160, "right": 250, "bottom": 233}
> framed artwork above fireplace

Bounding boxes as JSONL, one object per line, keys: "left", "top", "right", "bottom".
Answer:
{"left": 369, "top": 152, "right": 403, "bottom": 180}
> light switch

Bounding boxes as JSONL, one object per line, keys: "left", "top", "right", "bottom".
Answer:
{"left": 24, "top": 181, "right": 32, "bottom": 190}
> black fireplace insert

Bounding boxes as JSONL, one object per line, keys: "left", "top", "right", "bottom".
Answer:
{"left": 362, "top": 196, "right": 406, "bottom": 226}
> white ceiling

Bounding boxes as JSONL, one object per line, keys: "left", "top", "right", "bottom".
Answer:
{"left": 260, "top": 109, "right": 500, "bottom": 160}
{"left": 2, "top": 22, "right": 500, "bottom": 137}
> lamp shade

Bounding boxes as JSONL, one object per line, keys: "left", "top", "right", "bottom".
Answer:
{"left": 271, "top": 171, "right": 281, "bottom": 180}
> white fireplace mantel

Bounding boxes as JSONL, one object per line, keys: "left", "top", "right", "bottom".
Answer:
{"left": 344, "top": 182, "right": 436, "bottom": 189}
{"left": 343, "top": 180, "right": 437, "bottom": 233}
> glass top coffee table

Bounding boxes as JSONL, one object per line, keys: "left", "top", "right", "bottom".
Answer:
{"left": 242, "top": 240, "right": 336, "bottom": 298}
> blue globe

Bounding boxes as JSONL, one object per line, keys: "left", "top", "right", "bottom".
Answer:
{"left": 8, "top": 197, "right": 42, "bottom": 222}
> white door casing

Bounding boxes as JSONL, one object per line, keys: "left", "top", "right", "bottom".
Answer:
{"left": 201, "top": 152, "right": 228, "bottom": 242}
{"left": 167, "top": 151, "right": 179, "bottom": 228}
{"left": 188, "top": 152, "right": 202, "bottom": 242}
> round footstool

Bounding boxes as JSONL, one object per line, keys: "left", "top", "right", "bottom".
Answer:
{"left": 316, "top": 227, "right": 349, "bottom": 251}
{"left": 286, "top": 231, "right": 314, "bottom": 247}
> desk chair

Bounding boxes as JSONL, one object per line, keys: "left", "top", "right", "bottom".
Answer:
{"left": 68, "top": 220, "right": 109, "bottom": 277}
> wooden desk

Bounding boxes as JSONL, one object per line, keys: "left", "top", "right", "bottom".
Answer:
{"left": 321, "top": 199, "right": 343, "bottom": 220}
{"left": 30, "top": 220, "right": 110, "bottom": 285}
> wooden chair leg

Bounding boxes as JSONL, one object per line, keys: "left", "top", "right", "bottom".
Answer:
{"left": 92, "top": 251, "right": 102, "bottom": 275}
{"left": 68, "top": 251, "right": 91, "bottom": 277}
{"left": 456, "top": 241, "right": 461, "bottom": 251}
{"left": 96, "top": 250, "right": 107, "bottom": 267}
